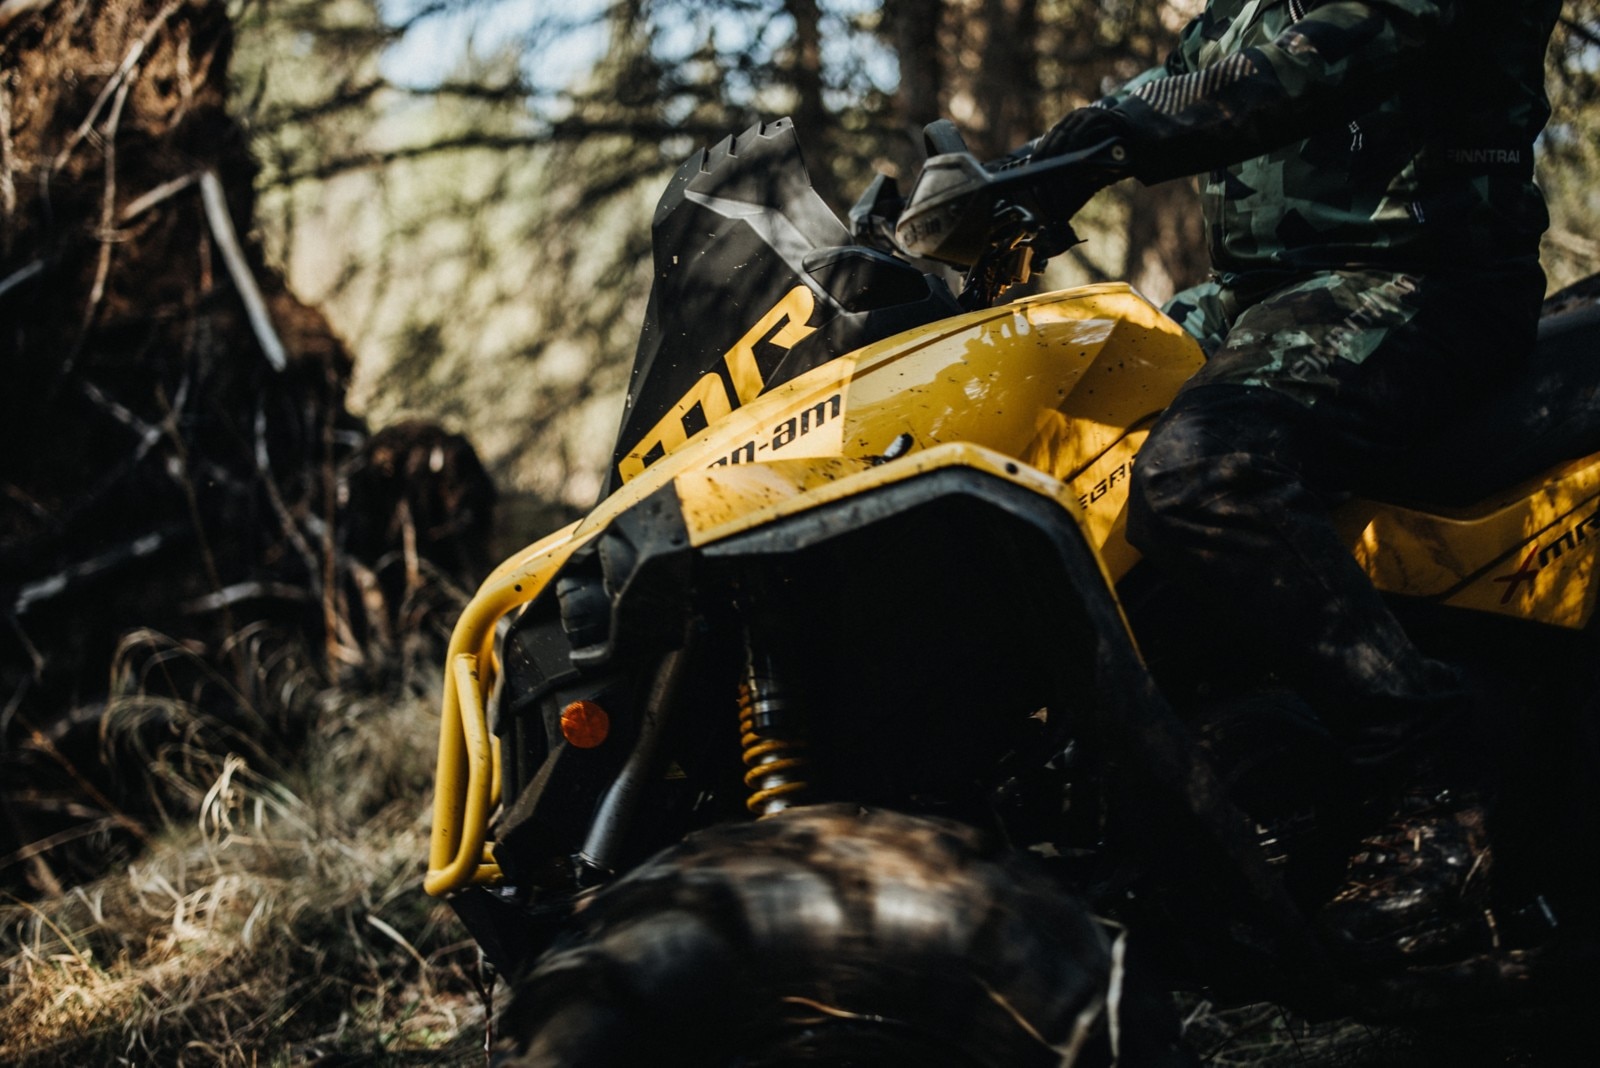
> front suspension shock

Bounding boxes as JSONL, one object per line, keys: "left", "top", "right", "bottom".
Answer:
{"left": 739, "top": 635, "right": 811, "bottom": 816}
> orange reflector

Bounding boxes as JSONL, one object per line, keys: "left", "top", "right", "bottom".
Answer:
{"left": 560, "top": 700, "right": 610, "bottom": 748}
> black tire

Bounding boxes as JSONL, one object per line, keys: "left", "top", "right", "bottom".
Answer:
{"left": 494, "top": 805, "right": 1192, "bottom": 1067}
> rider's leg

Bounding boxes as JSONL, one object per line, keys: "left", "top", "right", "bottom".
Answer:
{"left": 1127, "top": 263, "right": 1545, "bottom": 770}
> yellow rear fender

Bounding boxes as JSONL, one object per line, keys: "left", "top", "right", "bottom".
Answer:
{"left": 1342, "top": 451, "right": 1600, "bottom": 630}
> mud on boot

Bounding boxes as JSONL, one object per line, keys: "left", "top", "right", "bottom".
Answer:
{"left": 1317, "top": 787, "right": 1496, "bottom": 972}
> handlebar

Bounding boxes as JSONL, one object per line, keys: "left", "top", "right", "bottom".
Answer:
{"left": 888, "top": 121, "right": 1125, "bottom": 307}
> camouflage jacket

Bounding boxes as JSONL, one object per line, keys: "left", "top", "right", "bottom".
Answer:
{"left": 1102, "top": 0, "right": 1560, "bottom": 275}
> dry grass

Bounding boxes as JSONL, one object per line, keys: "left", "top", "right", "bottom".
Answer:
{"left": 1180, "top": 999, "right": 1415, "bottom": 1066}
{"left": 4, "top": 631, "right": 1578, "bottom": 1066}
{"left": 1, "top": 678, "right": 491, "bottom": 1067}
{"left": 1179, "top": 997, "right": 1591, "bottom": 1067}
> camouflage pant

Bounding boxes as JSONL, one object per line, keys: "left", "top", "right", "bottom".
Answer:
{"left": 1128, "top": 263, "right": 1545, "bottom": 764}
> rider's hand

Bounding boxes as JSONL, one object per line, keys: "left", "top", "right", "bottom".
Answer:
{"left": 1026, "top": 107, "right": 1134, "bottom": 259}
{"left": 1034, "top": 106, "right": 1133, "bottom": 164}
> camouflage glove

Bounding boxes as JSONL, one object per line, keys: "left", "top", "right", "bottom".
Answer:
{"left": 1026, "top": 107, "right": 1134, "bottom": 258}
{"left": 1034, "top": 106, "right": 1134, "bottom": 165}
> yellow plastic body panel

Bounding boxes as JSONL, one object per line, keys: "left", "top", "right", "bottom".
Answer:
{"left": 838, "top": 283, "right": 1202, "bottom": 473}
{"left": 675, "top": 441, "right": 1108, "bottom": 553}
{"left": 1342, "top": 452, "right": 1600, "bottom": 629}
{"left": 605, "top": 281, "right": 1204, "bottom": 493}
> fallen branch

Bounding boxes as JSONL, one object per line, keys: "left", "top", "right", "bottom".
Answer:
{"left": 0, "top": 77, "right": 14, "bottom": 251}
{"left": 80, "top": 379, "right": 166, "bottom": 454}
{"left": 400, "top": 498, "right": 421, "bottom": 610}
{"left": 0, "top": 817, "right": 123, "bottom": 878}
{"left": 0, "top": 0, "right": 54, "bottom": 34}
{"left": 153, "top": 382, "right": 240, "bottom": 656}
{"left": 3, "top": 613, "right": 44, "bottom": 682}
{"left": 2, "top": 173, "right": 201, "bottom": 311}
{"left": 345, "top": 558, "right": 393, "bottom": 651}
{"left": 79, "top": 378, "right": 232, "bottom": 487}
{"left": 50, "top": 0, "right": 182, "bottom": 172}
{"left": 4, "top": 172, "right": 204, "bottom": 310}
{"left": 1, "top": 671, "right": 29, "bottom": 742}
{"left": 78, "top": 76, "right": 135, "bottom": 359}
{"left": 180, "top": 582, "right": 313, "bottom": 614}
{"left": 0, "top": 257, "right": 43, "bottom": 302}
{"left": 121, "top": 171, "right": 202, "bottom": 222}
{"left": 0, "top": 779, "right": 62, "bottom": 895}
{"left": 15, "top": 711, "right": 151, "bottom": 845}
{"left": 199, "top": 170, "right": 287, "bottom": 371}
{"left": 253, "top": 405, "right": 322, "bottom": 586}
{"left": 13, "top": 528, "right": 177, "bottom": 615}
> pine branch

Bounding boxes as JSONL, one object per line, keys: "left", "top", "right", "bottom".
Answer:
{"left": 265, "top": 120, "right": 729, "bottom": 187}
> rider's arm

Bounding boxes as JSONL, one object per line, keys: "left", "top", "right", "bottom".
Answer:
{"left": 1032, "top": 14, "right": 1203, "bottom": 162}
{"left": 1105, "top": 0, "right": 1452, "bottom": 183}
{"left": 1096, "top": 14, "right": 1204, "bottom": 109}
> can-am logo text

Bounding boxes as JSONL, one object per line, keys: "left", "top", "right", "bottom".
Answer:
{"left": 619, "top": 286, "right": 819, "bottom": 482}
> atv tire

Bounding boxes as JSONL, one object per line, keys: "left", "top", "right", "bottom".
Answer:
{"left": 493, "top": 805, "right": 1192, "bottom": 1067}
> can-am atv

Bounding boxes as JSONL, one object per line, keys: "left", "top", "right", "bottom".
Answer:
{"left": 424, "top": 118, "right": 1600, "bottom": 1065}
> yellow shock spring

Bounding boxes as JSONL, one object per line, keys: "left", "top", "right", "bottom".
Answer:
{"left": 738, "top": 681, "right": 811, "bottom": 815}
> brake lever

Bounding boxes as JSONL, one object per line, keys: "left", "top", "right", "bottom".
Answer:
{"left": 958, "top": 202, "right": 1057, "bottom": 310}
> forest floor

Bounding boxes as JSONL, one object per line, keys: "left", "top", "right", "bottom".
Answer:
{"left": 3, "top": 666, "right": 1584, "bottom": 1067}
{"left": 1, "top": 674, "right": 493, "bottom": 1067}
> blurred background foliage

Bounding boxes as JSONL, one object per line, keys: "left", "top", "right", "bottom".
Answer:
{"left": 231, "top": 0, "right": 1600, "bottom": 528}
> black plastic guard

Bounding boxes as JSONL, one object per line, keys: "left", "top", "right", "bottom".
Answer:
{"left": 609, "top": 120, "right": 845, "bottom": 489}
{"left": 606, "top": 119, "right": 959, "bottom": 494}
{"left": 448, "top": 885, "right": 569, "bottom": 977}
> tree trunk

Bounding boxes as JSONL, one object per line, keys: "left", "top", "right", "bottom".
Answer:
{"left": 784, "top": 0, "right": 839, "bottom": 208}
{"left": 1120, "top": 177, "right": 1210, "bottom": 306}
{"left": 972, "top": 0, "right": 1042, "bottom": 158}
{"left": 882, "top": 0, "right": 946, "bottom": 176}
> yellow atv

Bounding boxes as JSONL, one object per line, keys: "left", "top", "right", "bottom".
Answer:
{"left": 425, "top": 118, "right": 1600, "bottom": 1065}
